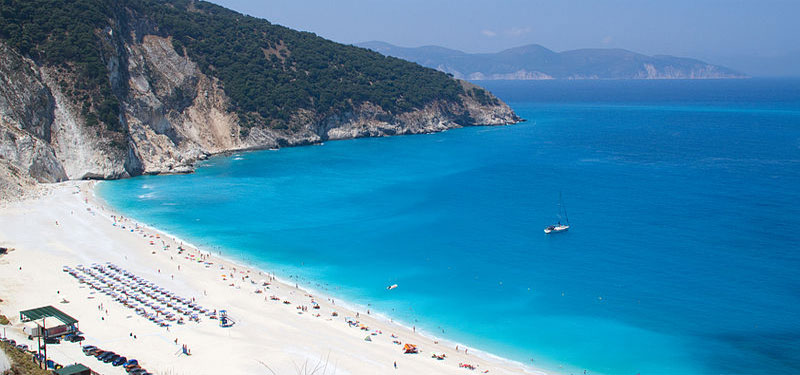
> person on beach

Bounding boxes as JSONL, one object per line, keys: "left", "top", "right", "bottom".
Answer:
{"left": 394, "top": 361, "right": 397, "bottom": 369}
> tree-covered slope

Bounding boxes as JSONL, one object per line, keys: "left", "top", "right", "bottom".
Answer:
{"left": 0, "top": 0, "right": 126, "bottom": 134}
{"left": 142, "top": 0, "right": 464, "bottom": 124}
{"left": 1, "top": 0, "right": 469, "bottom": 132}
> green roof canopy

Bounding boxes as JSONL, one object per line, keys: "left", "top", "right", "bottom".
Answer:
{"left": 54, "top": 363, "right": 91, "bottom": 375}
{"left": 19, "top": 305, "right": 78, "bottom": 325}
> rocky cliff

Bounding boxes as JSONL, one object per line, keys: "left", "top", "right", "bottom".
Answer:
{"left": 0, "top": 2, "right": 519, "bottom": 201}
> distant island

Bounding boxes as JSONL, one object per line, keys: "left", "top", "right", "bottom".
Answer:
{"left": 358, "top": 41, "right": 747, "bottom": 80}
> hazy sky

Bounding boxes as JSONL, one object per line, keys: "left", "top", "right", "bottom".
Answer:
{"left": 210, "top": 0, "right": 800, "bottom": 75}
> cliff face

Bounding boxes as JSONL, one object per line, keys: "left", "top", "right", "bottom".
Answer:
{"left": 0, "top": 31, "right": 519, "bottom": 200}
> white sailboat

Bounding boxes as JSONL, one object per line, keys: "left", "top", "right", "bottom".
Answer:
{"left": 544, "top": 193, "right": 570, "bottom": 234}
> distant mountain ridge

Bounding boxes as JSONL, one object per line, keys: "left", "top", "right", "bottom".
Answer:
{"left": 358, "top": 41, "right": 746, "bottom": 80}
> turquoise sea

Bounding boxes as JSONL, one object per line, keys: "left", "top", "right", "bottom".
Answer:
{"left": 99, "top": 79, "right": 800, "bottom": 375}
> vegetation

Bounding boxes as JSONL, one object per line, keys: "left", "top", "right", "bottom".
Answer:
{"left": 0, "top": 314, "right": 9, "bottom": 325}
{"left": 0, "top": 0, "right": 124, "bottom": 132}
{"left": 133, "top": 0, "right": 464, "bottom": 127}
{"left": 469, "top": 87, "right": 499, "bottom": 106}
{"left": 0, "top": 0, "right": 469, "bottom": 132}
{"left": 0, "top": 341, "right": 51, "bottom": 375}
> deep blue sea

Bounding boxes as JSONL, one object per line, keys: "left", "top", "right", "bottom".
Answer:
{"left": 99, "top": 79, "right": 800, "bottom": 375}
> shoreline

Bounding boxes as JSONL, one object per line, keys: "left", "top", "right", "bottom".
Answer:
{"left": 0, "top": 181, "right": 546, "bottom": 375}
{"left": 92, "top": 181, "right": 545, "bottom": 373}
{"left": 114, "top": 118, "right": 524, "bottom": 181}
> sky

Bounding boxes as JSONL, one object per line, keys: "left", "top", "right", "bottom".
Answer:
{"left": 210, "top": 0, "right": 800, "bottom": 76}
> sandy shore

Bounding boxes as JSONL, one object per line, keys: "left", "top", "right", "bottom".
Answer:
{"left": 0, "top": 181, "right": 543, "bottom": 375}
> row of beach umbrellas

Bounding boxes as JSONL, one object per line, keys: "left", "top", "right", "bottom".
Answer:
{"left": 63, "top": 262, "right": 216, "bottom": 328}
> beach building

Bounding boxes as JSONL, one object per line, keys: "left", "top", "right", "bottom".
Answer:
{"left": 53, "top": 363, "right": 92, "bottom": 375}
{"left": 19, "top": 306, "right": 80, "bottom": 339}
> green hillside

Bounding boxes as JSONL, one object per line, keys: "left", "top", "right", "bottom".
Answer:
{"left": 0, "top": 0, "right": 126, "bottom": 131}
{"left": 0, "top": 0, "right": 466, "bottom": 131}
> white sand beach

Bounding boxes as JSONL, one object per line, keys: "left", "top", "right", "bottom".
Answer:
{"left": 0, "top": 181, "right": 543, "bottom": 375}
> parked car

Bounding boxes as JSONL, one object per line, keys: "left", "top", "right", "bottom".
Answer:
{"left": 81, "top": 345, "right": 97, "bottom": 355}
{"left": 6, "top": 339, "right": 15, "bottom": 346}
{"left": 128, "top": 368, "right": 147, "bottom": 375}
{"left": 64, "top": 333, "right": 85, "bottom": 342}
{"left": 124, "top": 363, "right": 140, "bottom": 372}
{"left": 123, "top": 359, "right": 139, "bottom": 367}
{"left": 16, "top": 344, "right": 28, "bottom": 351}
{"left": 97, "top": 351, "right": 114, "bottom": 360}
{"left": 44, "top": 337, "right": 60, "bottom": 344}
{"left": 104, "top": 353, "right": 120, "bottom": 363}
{"left": 112, "top": 356, "right": 127, "bottom": 366}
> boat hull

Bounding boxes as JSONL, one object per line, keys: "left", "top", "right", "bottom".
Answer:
{"left": 544, "top": 225, "right": 570, "bottom": 234}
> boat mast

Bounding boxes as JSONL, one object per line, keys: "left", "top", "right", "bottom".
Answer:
{"left": 559, "top": 191, "right": 569, "bottom": 225}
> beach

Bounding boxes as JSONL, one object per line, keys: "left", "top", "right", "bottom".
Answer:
{"left": 0, "top": 181, "right": 541, "bottom": 375}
